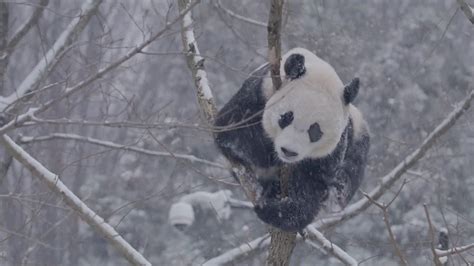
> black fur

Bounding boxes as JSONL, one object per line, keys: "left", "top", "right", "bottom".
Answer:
{"left": 343, "top": 78, "right": 360, "bottom": 104}
{"left": 214, "top": 65, "right": 278, "bottom": 169}
{"left": 284, "top": 54, "right": 306, "bottom": 80}
{"left": 254, "top": 122, "right": 370, "bottom": 231}
{"left": 333, "top": 121, "right": 370, "bottom": 206}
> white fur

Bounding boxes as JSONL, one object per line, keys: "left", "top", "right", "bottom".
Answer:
{"left": 261, "top": 76, "right": 274, "bottom": 100}
{"left": 262, "top": 48, "right": 349, "bottom": 162}
{"left": 348, "top": 105, "right": 369, "bottom": 140}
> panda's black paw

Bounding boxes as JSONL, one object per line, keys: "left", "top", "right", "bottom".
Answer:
{"left": 257, "top": 178, "right": 282, "bottom": 200}
{"left": 254, "top": 198, "right": 281, "bottom": 223}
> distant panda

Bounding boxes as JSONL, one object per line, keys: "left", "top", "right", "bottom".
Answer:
{"left": 214, "top": 48, "right": 370, "bottom": 232}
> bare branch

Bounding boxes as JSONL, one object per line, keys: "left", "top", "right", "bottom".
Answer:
{"left": 212, "top": 0, "right": 267, "bottom": 27}
{"left": 0, "top": 135, "right": 151, "bottom": 266}
{"left": 306, "top": 226, "right": 358, "bottom": 266}
{"left": 457, "top": 0, "right": 474, "bottom": 24}
{"left": 267, "top": 0, "right": 284, "bottom": 91}
{"left": 362, "top": 190, "right": 408, "bottom": 265}
{"left": 316, "top": 90, "right": 474, "bottom": 230}
{"left": 423, "top": 204, "right": 443, "bottom": 266}
{"left": 18, "top": 133, "right": 226, "bottom": 169}
{"left": 27, "top": 116, "right": 207, "bottom": 131}
{"left": 0, "top": 0, "right": 102, "bottom": 112}
{"left": 6, "top": 0, "right": 49, "bottom": 53}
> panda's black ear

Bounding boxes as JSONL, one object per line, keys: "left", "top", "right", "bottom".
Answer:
{"left": 284, "top": 53, "right": 306, "bottom": 80}
{"left": 343, "top": 78, "right": 359, "bottom": 104}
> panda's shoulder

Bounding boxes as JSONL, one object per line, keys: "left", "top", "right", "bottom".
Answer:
{"left": 242, "top": 63, "right": 275, "bottom": 101}
{"left": 348, "top": 104, "right": 370, "bottom": 139}
{"left": 225, "top": 63, "right": 270, "bottom": 107}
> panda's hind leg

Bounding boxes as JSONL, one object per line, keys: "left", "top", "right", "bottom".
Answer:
{"left": 254, "top": 174, "right": 326, "bottom": 232}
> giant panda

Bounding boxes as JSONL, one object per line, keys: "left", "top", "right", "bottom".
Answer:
{"left": 214, "top": 48, "right": 370, "bottom": 232}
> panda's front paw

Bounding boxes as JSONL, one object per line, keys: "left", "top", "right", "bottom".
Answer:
{"left": 254, "top": 197, "right": 279, "bottom": 222}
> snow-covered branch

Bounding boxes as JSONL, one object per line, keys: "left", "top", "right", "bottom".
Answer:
{"left": 206, "top": 227, "right": 359, "bottom": 266}
{"left": 212, "top": 0, "right": 267, "bottom": 27}
{"left": 178, "top": 0, "right": 217, "bottom": 123}
{"left": 316, "top": 89, "right": 474, "bottom": 230}
{"left": 0, "top": 1, "right": 199, "bottom": 136}
{"left": 0, "top": 135, "right": 151, "bottom": 266}
{"left": 457, "top": 0, "right": 474, "bottom": 24}
{"left": 178, "top": 0, "right": 260, "bottom": 202}
{"left": 306, "top": 226, "right": 358, "bottom": 266}
{"left": 19, "top": 133, "right": 226, "bottom": 169}
{"left": 202, "top": 235, "right": 270, "bottom": 266}
{"left": 0, "top": 0, "right": 102, "bottom": 112}
{"left": 436, "top": 243, "right": 474, "bottom": 257}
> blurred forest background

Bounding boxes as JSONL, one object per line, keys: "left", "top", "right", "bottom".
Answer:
{"left": 0, "top": 0, "right": 473, "bottom": 265}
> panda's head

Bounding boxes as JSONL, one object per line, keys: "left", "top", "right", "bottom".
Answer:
{"left": 262, "top": 48, "right": 359, "bottom": 163}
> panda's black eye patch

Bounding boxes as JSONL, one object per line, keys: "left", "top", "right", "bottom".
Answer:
{"left": 308, "top": 122, "right": 323, "bottom": 143}
{"left": 278, "top": 111, "right": 294, "bottom": 129}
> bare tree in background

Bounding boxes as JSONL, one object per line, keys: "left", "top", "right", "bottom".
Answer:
{"left": 0, "top": 1, "right": 473, "bottom": 265}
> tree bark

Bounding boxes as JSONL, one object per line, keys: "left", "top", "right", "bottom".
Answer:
{"left": 267, "top": 228, "right": 297, "bottom": 266}
{"left": 266, "top": 1, "right": 297, "bottom": 265}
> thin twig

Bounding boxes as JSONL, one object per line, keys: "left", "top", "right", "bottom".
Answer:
{"left": 212, "top": 0, "right": 267, "bottom": 27}
{"left": 363, "top": 186, "right": 408, "bottom": 265}
{"left": 423, "top": 204, "right": 443, "bottom": 266}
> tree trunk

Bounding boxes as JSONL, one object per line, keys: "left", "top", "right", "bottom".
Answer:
{"left": 266, "top": 165, "right": 296, "bottom": 266}
{"left": 267, "top": 228, "right": 297, "bottom": 266}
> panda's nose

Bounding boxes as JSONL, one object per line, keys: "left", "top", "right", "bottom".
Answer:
{"left": 281, "top": 147, "right": 298, "bottom": 157}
